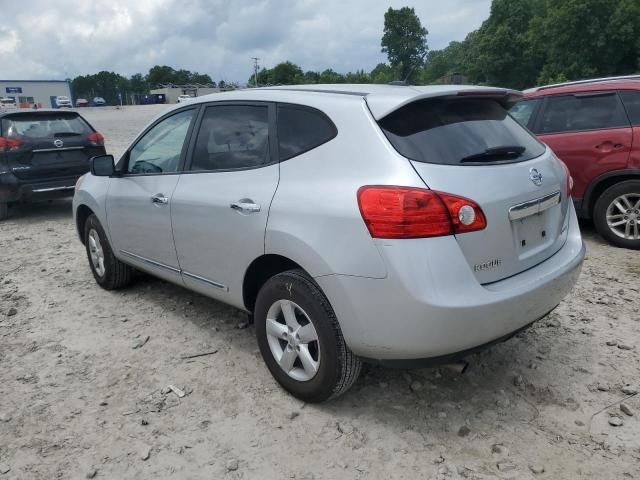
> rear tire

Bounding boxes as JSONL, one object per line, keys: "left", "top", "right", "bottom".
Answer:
{"left": 84, "top": 214, "right": 134, "bottom": 289}
{"left": 254, "top": 269, "right": 361, "bottom": 403}
{"left": 593, "top": 180, "right": 640, "bottom": 250}
{"left": 0, "top": 202, "right": 7, "bottom": 221}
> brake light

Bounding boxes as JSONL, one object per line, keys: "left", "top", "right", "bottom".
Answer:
{"left": 357, "top": 186, "right": 486, "bottom": 239}
{"left": 88, "top": 132, "right": 104, "bottom": 146}
{"left": 558, "top": 159, "right": 573, "bottom": 196}
{"left": 0, "top": 136, "right": 23, "bottom": 152}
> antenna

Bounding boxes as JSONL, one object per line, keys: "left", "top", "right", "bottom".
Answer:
{"left": 251, "top": 57, "right": 260, "bottom": 87}
{"left": 403, "top": 51, "right": 428, "bottom": 84}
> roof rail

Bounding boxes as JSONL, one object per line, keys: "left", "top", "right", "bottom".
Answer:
{"left": 533, "top": 74, "right": 640, "bottom": 92}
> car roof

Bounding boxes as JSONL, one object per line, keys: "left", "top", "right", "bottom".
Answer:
{"left": 524, "top": 78, "right": 640, "bottom": 98}
{"left": 0, "top": 109, "right": 80, "bottom": 118}
{"left": 186, "top": 84, "right": 522, "bottom": 120}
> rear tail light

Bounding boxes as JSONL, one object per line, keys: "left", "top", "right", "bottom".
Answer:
{"left": 357, "top": 186, "right": 486, "bottom": 239}
{"left": 558, "top": 159, "right": 573, "bottom": 196}
{"left": 0, "top": 136, "right": 23, "bottom": 152}
{"left": 88, "top": 132, "right": 105, "bottom": 146}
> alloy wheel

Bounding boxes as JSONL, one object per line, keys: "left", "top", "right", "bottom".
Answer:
{"left": 606, "top": 193, "right": 640, "bottom": 240}
{"left": 265, "top": 299, "right": 321, "bottom": 382}
{"left": 88, "top": 228, "right": 106, "bottom": 277}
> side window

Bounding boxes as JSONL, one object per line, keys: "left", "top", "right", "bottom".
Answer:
{"left": 620, "top": 91, "right": 640, "bottom": 126}
{"left": 509, "top": 99, "right": 540, "bottom": 129}
{"left": 190, "top": 105, "right": 269, "bottom": 171}
{"left": 127, "top": 109, "right": 195, "bottom": 174}
{"left": 277, "top": 105, "right": 337, "bottom": 160}
{"left": 539, "top": 93, "right": 629, "bottom": 134}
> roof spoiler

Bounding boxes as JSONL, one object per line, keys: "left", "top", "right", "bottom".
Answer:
{"left": 367, "top": 88, "right": 523, "bottom": 120}
{"left": 453, "top": 90, "right": 523, "bottom": 108}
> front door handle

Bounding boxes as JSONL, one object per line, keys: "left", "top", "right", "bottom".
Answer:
{"left": 230, "top": 200, "right": 261, "bottom": 213}
{"left": 151, "top": 193, "right": 169, "bottom": 205}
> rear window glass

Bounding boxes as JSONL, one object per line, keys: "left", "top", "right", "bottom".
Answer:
{"left": 539, "top": 93, "right": 629, "bottom": 134}
{"left": 379, "top": 98, "right": 545, "bottom": 165}
{"left": 277, "top": 105, "right": 337, "bottom": 160}
{"left": 1, "top": 113, "right": 91, "bottom": 139}
{"left": 620, "top": 91, "right": 640, "bottom": 126}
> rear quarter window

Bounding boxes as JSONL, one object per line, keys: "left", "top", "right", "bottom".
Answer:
{"left": 277, "top": 105, "right": 337, "bottom": 160}
{"left": 379, "top": 98, "right": 545, "bottom": 165}
{"left": 1, "top": 113, "right": 91, "bottom": 139}
{"left": 620, "top": 91, "right": 640, "bottom": 126}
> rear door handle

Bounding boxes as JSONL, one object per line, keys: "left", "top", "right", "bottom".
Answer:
{"left": 151, "top": 193, "right": 169, "bottom": 205}
{"left": 230, "top": 200, "right": 261, "bottom": 213}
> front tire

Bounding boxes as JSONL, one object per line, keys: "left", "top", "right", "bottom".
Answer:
{"left": 254, "top": 269, "right": 361, "bottom": 403}
{"left": 593, "top": 180, "right": 640, "bottom": 250}
{"left": 84, "top": 214, "right": 134, "bottom": 289}
{"left": 0, "top": 202, "right": 8, "bottom": 221}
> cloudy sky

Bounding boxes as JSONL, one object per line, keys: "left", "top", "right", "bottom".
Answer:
{"left": 0, "top": 0, "right": 491, "bottom": 84}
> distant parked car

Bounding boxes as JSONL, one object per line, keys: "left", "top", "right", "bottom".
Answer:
{"left": 92, "top": 97, "right": 106, "bottom": 106}
{"left": 75, "top": 98, "right": 89, "bottom": 107}
{"left": 0, "top": 97, "right": 17, "bottom": 109}
{"left": 73, "top": 84, "right": 584, "bottom": 402}
{"left": 56, "top": 96, "right": 73, "bottom": 108}
{"left": 177, "top": 94, "right": 194, "bottom": 103}
{"left": 0, "top": 109, "right": 106, "bottom": 220}
{"left": 511, "top": 75, "right": 640, "bottom": 249}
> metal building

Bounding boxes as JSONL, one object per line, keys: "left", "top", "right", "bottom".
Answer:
{"left": 0, "top": 80, "right": 72, "bottom": 108}
{"left": 150, "top": 84, "right": 221, "bottom": 104}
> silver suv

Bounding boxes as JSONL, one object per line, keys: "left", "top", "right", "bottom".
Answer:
{"left": 73, "top": 85, "right": 585, "bottom": 402}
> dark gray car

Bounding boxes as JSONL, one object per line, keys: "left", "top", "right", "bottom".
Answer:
{"left": 0, "top": 109, "right": 106, "bottom": 219}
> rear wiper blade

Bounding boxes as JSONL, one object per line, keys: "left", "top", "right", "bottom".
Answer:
{"left": 461, "top": 145, "right": 526, "bottom": 163}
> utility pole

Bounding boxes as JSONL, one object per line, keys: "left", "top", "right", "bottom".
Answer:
{"left": 251, "top": 57, "right": 260, "bottom": 87}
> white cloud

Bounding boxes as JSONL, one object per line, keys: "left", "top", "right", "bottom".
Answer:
{"left": 0, "top": 0, "right": 490, "bottom": 83}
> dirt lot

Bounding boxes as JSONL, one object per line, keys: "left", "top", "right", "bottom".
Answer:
{"left": 1, "top": 105, "right": 639, "bottom": 479}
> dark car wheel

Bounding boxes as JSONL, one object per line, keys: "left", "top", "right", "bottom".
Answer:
{"left": 84, "top": 214, "right": 134, "bottom": 289}
{"left": 0, "top": 202, "right": 8, "bottom": 221}
{"left": 254, "top": 269, "right": 361, "bottom": 403}
{"left": 593, "top": 180, "right": 640, "bottom": 250}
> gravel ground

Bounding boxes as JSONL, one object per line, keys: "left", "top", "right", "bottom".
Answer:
{"left": 0, "top": 105, "right": 639, "bottom": 479}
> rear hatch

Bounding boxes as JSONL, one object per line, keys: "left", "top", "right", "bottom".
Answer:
{"left": 376, "top": 94, "right": 570, "bottom": 284}
{"left": 1, "top": 111, "right": 104, "bottom": 181}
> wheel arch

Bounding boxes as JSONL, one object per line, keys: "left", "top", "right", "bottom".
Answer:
{"left": 242, "top": 254, "right": 308, "bottom": 313}
{"left": 583, "top": 169, "right": 640, "bottom": 218}
{"left": 75, "top": 204, "right": 95, "bottom": 244}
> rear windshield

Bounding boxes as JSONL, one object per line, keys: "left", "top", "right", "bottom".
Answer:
{"left": 1, "top": 113, "right": 92, "bottom": 139}
{"left": 378, "top": 98, "right": 546, "bottom": 165}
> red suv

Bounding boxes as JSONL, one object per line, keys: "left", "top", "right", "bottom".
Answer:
{"left": 510, "top": 76, "right": 640, "bottom": 249}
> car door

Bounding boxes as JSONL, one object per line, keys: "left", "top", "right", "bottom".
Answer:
{"left": 619, "top": 90, "right": 640, "bottom": 168}
{"left": 171, "top": 102, "right": 278, "bottom": 308}
{"left": 532, "top": 92, "right": 632, "bottom": 201}
{"left": 106, "top": 107, "right": 198, "bottom": 284}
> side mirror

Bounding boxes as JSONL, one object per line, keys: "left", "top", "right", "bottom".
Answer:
{"left": 90, "top": 154, "right": 115, "bottom": 176}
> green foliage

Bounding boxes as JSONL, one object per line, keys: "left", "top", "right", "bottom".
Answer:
{"left": 146, "top": 65, "right": 213, "bottom": 86}
{"left": 71, "top": 71, "right": 130, "bottom": 104}
{"left": 381, "top": 7, "right": 428, "bottom": 81}
{"left": 422, "top": 0, "right": 640, "bottom": 89}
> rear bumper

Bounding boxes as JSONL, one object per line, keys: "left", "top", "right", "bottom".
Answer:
{"left": 0, "top": 172, "right": 78, "bottom": 203}
{"left": 315, "top": 203, "right": 585, "bottom": 360}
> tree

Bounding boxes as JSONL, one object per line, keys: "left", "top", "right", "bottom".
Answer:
{"left": 71, "top": 71, "right": 130, "bottom": 104}
{"left": 129, "top": 73, "right": 148, "bottom": 93}
{"left": 529, "top": 0, "right": 640, "bottom": 84}
{"left": 146, "top": 65, "right": 177, "bottom": 86}
{"left": 269, "top": 61, "right": 304, "bottom": 85}
{"left": 369, "top": 63, "right": 397, "bottom": 84}
{"left": 381, "top": 7, "right": 428, "bottom": 82}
